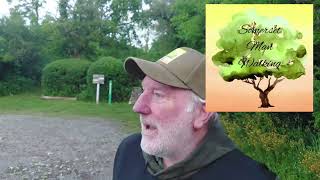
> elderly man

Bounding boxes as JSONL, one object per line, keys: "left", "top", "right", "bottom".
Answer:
{"left": 113, "top": 47, "right": 276, "bottom": 180}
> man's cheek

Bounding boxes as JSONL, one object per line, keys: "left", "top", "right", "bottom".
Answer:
{"left": 153, "top": 101, "right": 179, "bottom": 121}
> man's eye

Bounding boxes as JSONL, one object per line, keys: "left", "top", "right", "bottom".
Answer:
{"left": 153, "top": 91, "right": 164, "bottom": 98}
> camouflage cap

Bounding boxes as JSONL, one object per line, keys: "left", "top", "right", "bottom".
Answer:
{"left": 124, "top": 47, "right": 205, "bottom": 99}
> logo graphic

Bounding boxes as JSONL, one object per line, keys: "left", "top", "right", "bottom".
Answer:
{"left": 206, "top": 5, "right": 313, "bottom": 112}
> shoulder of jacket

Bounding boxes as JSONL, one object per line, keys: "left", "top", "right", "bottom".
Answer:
{"left": 118, "top": 133, "right": 142, "bottom": 151}
{"left": 227, "top": 149, "right": 276, "bottom": 179}
{"left": 197, "top": 149, "right": 277, "bottom": 179}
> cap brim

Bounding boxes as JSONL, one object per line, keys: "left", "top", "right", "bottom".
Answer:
{"left": 124, "top": 57, "right": 189, "bottom": 89}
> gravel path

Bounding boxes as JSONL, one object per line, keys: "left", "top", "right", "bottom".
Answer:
{"left": 0, "top": 114, "right": 128, "bottom": 180}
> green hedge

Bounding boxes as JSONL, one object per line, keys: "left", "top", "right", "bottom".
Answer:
{"left": 0, "top": 76, "right": 35, "bottom": 96}
{"left": 78, "top": 56, "right": 139, "bottom": 102}
{"left": 41, "top": 59, "right": 91, "bottom": 97}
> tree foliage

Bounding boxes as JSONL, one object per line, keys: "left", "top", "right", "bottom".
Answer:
{"left": 7, "top": 0, "right": 46, "bottom": 25}
{"left": 142, "top": 0, "right": 206, "bottom": 60}
{"left": 0, "top": 11, "right": 43, "bottom": 84}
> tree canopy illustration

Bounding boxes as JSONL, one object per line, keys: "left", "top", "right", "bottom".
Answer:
{"left": 212, "top": 10, "right": 307, "bottom": 108}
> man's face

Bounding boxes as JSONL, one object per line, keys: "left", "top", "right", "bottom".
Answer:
{"left": 133, "top": 76, "right": 196, "bottom": 158}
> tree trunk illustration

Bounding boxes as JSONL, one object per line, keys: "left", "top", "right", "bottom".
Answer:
{"left": 259, "top": 91, "right": 273, "bottom": 108}
{"left": 243, "top": 77, "right": 284, "bottom": 108}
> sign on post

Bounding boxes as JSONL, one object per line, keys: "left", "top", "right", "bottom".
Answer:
{"left": 93, "top": 74, "right": 105, "bottom": 104}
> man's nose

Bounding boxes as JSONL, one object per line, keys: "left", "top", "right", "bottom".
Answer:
{"left": 133, "top": 92, "right": 151, "bottom": 114}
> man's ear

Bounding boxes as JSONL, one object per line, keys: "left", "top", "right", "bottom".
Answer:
{"left": 193, "top": 104, "right": 214, "bottom": 130}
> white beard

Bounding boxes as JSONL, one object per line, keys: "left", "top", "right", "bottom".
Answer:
{"left": 140, "top": 114, "right": 194, "bottom": 158}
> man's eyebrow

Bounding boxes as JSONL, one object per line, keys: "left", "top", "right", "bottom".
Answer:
{"left": 153, "top": 87, "right": 167, "bottom": 91}
{"left": 141, "top": 84, "right": 169, "bottom": 91}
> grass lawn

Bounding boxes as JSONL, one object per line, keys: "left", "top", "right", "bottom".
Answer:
{"left": 0, "top": 92, "right": 140, "bottom": 132}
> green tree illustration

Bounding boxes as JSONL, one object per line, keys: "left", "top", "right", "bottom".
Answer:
{"left": 212, "top": 10, "right": 307, "bottom": 108}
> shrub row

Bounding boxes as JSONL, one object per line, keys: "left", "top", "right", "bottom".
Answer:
{"left": 0, "top": 76, "right": 35, "bottom": 96}
{"left": 42, "top": 57, "right": 139, "bottom": 102}
{"left": 42, "top": 59, "right": 91, "bottom": 97}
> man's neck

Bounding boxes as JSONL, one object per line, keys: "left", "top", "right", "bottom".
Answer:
{"left": 162, "top": 129, "right": 208, "bottom": 169}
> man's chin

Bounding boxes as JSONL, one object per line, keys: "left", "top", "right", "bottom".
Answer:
{"left": 141, "top": 139, "right": 154, "bottom": 154}
{"left": 141, "top": 133, "right": 156, "bottom": 145}
{"left": 141, "top": 136, "right": 159, "bottom": 153}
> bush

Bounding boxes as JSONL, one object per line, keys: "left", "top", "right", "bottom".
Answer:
{"left": 302, "top": 147, "right": 320, "bottom": 178}
{"left": 78, "top": 56, "right": 139, "bottom": 102}
{"left": 314, "top": 79, "right": 320, "bottom": 129}
{"left": 41, "top": 59, "right": 91, "bottom": 97}
{"left": 315, "top": 66, "right": 320, "bottom": 80}
{"left": 221, "top": 112, "right": 319, "bottom": 179}
{"left": 0, "top": 76, "right": 35, "bottom": 96}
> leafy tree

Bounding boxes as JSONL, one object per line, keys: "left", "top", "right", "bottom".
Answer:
{"left": 170, "top": 0, "right": 205, "bottom": 52}
{"left": 53, "top": 0, "right": 146, "bottom": 59}
{"left": 58, "top": 0, "right": 70, "bottom": 20}
{"left": 0, "top": 11, "right": 44, "bottom": 95}
{"left": 0, "top": 11, "right": 43, "bottom": 81}
{"left": 313, "top": 1, "right": 320, "bottom": 67}
{"left": 143, "top": 0, "right": 206, "bottom": 59}
{"left": 110, "top": 0, "right": 143, "bottom": 44}
{"left": 7, "top": 0, "right": 46, "bottom": 25}
{"left": 212, "top": 10, "right": 307, "bottom": 108}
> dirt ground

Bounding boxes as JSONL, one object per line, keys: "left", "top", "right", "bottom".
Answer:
{"left": 0, "top": 114, "right": 129, "bottom": 180}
